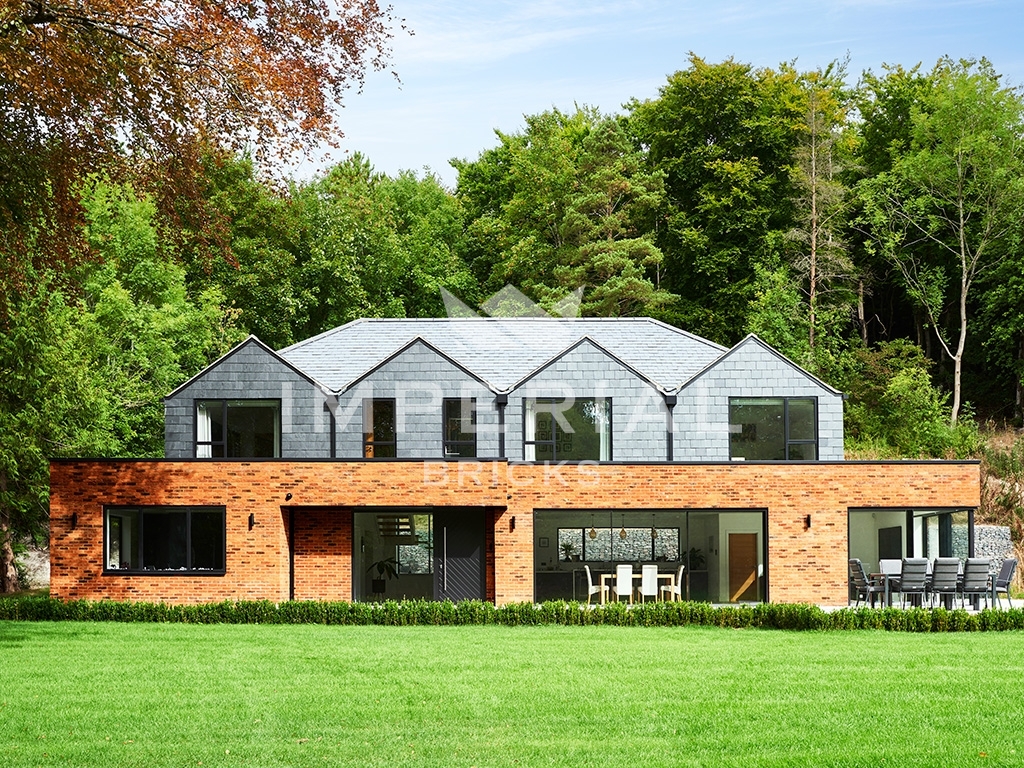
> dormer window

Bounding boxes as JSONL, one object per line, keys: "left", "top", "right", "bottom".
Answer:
{"left": 443, "top": 398, "right": 477, "bottom": 457}
{"left": 195, "top": 400, "right": 281, "bottom": 458}
{"left": 363, "top": 398, "right": 397, "bottom": 458}
{"left": 524, "top": 397, "right": 611, "bottom": 461}
{"left": 728, "top": 397, "right": 817, "bottom": 460}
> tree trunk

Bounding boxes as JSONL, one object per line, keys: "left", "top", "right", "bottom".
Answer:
{"left": 0, "top": 471, "right": 18, "bottom": 594}
{"left": 857, "top": 280, "right": 868, "bottom": 346}
{"left": 947, "top": 249, "right": 970, "bottom": 426}
{"left": 1016, "top": 334, "right": 1024, "bottom": 425}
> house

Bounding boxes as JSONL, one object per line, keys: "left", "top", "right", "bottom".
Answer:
{"left": 49, "top": 317, "right": 980, "bottom": 605}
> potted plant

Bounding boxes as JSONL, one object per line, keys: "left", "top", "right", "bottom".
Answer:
{"left": 367, "top": 556, "right": 399, "bottom": 595}
{"left": 560, "top": 542, "right": 576, "bottom": 561}
{"left": 687, "top": 547, "right": 706, "bottom": 570}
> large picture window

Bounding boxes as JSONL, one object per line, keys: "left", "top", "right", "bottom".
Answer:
{"left": 524, "top": 397, "right": 611, "bottom": 461}
{"left": 105, "top": 507, "right": 225, "bottom": 573}
{"left": 443, "top": 398, "right": 476, "bottom": 458}
{"left": 196, "top": 400, "right": 280, "bottom": 458}
{"left": 363, "top": 398, "right": 397, "bottom": 458}
{"left": 729, "top": 397, "right": 817, "bottom": 460}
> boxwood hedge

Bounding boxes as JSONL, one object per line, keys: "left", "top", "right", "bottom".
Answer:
{"left": 1, "top": 597, "right": 1023, "bottom": 630}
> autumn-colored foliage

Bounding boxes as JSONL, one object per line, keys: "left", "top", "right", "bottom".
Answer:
{"left": 0, "top": 0, "right": 398, "bottom": 286}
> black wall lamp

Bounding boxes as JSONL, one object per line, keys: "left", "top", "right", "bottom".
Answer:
{"left": 510, "top": 515, "right": 516, "bottom": 531}
{"left": 70, "top": 512, "right": 78, "bottom": 530}
{"left": 248, "top": 513, "right": 256, "bottom": 530}
{"left": 804, "top": 514, "right": 812, "bottom": 530}
{"left": 284, "top": 492, "right": 293, "bottom": 501}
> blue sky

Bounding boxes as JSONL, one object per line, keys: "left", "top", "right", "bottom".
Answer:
{"left": 317, "top": 0, "right": 1024, "bottom": 187}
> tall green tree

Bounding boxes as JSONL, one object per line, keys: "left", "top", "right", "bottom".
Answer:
{"left": 81, "top": 182, "right": 244, "bottom": 456}
{"left": 785, "top": 62, "right": 858, "bottom": 361}
{"left": 293, "top": 155, "right": 477, "bottom": 337}
{"left": 627, "top": 55, "right": 803, "bottom": 343}
{"left": 182, "top": 154, "right": 301, "bottom": 349}
{"left": 0, "top": 283, "right": 111, "bottom": 592}
{"left": 857, "top": 58, "right": 1024, "bottom": 423}
{"left": 375, "top": 170, "right": 478, "bottom": 317}
{"left": 455, "top": 107, "right": 674, "bottom": 316}
{"left": 852, "top": 64, "right": 936, "bottom": 350}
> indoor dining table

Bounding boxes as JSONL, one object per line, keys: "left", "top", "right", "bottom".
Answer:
{"left": 599, "top": 568, "right": 677, "bottom": 604}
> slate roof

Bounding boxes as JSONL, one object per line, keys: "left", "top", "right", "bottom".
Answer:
{"left": 278, "top": 317, "right": 727, "bottom": 394}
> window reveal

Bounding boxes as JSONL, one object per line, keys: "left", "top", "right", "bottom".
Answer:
{"left": 196, "top": 400, "right": 280, "bottom": 458}
{"left": 524, "top": 397, "right": 611, "bottom": 461}
{"left": 728, "top": 397, "right": 817, "bottom": 460}
{"left": 363, "top": 398, "right": 397, "bottom": 458}
{"left": 105, "top": 507, "right": 225, "bottom": 573}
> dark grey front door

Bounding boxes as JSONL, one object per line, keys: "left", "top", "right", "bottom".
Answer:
{"left": 433, "top": 510, "right": 486, "bottom": 601}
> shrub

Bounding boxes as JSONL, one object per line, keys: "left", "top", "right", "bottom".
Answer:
{"left": 3, "top": 596, "right": 1024, "bottom": 631}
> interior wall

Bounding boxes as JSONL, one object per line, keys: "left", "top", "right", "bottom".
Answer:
{"left": 849, "top": 510, "right": 905, "bottom": 570}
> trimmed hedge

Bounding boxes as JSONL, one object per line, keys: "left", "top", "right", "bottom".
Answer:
{"left": 1, "top": 597, "right": 1023, "bottom": 630}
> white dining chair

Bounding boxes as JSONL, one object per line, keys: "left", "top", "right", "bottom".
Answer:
{"left": 583, "top": 565, "right": 608, "bottom": 606}
{"left": 637, "top": 564, "right": 659, "bottom": 603}
{"left": 660, "top": 564, "right": 685, "bottom": 602}
{"left": 612, "top": 564, "right": 633, "bottom": 604}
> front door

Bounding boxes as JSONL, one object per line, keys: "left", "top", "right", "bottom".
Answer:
{"left": 433, "top": 510, "right": 486, "bottom": 601}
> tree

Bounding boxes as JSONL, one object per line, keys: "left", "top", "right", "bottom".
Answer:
{"left": 183, "top": 153, "right": 302, "bottom": 349}
{"left": 80, "top": 182, "right": 244, "bottom": 456}
{"left": 292, "top": 155, "right": 477, "bottom": 337}
{"left": 857, "top": 58, "right": 1024, "bottom": 423}
{"left": 455, "top": 107, "right": 675, "bottom": 316}
{"left": 627, "top": 55, "right": 802, "bottom": 343}
{"left": 0, "top": 282, "right": 111, "bottom": 592}
{"left": 375, "top": 170, "right": 478, "bottom": 317}
{"left": 0, "top": 0, "right": 398, "bottom": 287}
{"left": 786, "top": 62, "right": 858, "bottom": 358}
{"left": 0, "top": 180, "right": 244, "bottom": 593}
{"left": 852, "top": 64, "right": 936, "bottom": 350}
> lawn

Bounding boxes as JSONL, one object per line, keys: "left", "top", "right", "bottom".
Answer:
{"left": 1, "top": 622, "right": 1021, "bottom": 767}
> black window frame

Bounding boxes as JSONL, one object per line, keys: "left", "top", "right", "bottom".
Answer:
{"left": 194, "top": 398, "right": 282, "bottom": 458}
{"left": 728, "top": 396, "right": 818, "bottom": 461}
{"left": 103, "top": 506, "right": 227, "bottom": 575}
{"left": 523, "top": 397, "right": 612, "bottom": 461}
{"left": 442, "top": 397, "right": 477, "bottom": 458}
{"left": 363, "top": 398, "right": 397, "bottom": 458}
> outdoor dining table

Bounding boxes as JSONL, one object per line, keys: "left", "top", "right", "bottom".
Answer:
{"left": 599, "top": 569, "right": 677, "bottom": 604}
{"left": 869, "top": 565, "right": 998, "bottom": 609}
{"left": 869, "top": 572, "right": 898, "bottom": 607}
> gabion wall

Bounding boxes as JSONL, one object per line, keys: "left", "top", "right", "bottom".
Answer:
{"left": 953, "top": 523, "right": 1013, "bottom": 561}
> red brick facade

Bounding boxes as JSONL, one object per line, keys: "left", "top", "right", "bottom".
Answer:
{"left": 50, "top": 459, "right": 980, "bottom": 605}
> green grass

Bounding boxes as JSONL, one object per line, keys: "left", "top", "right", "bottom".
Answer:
{"left": 1, "top": 623, "right": 1022, "bottom": 767}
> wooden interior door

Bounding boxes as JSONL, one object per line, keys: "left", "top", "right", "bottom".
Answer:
{"left": 728, "top": 533, "right": 758, "bottom": 602}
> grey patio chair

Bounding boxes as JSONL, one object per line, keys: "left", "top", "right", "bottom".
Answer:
{"left": 929, "top": 558, "right": 960, "bottom": 609}
{"left": 994, "top": 558, "right": 1017, "bottom": 609}
{"left": 893, "top": 558, "right": 929, "bottom": 608}
{"left": 849, "top": 558, "right": 887, "bottom": 608}
{"left": 583, "top": 565, "right": 608, "bottom": 606}
{"left": 960, "top": 558, "right": 993, "bottom": 610}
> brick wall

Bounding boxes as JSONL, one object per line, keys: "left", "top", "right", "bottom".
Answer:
{"left": 50, "top": 459, "right": 979, "bottom": 606}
